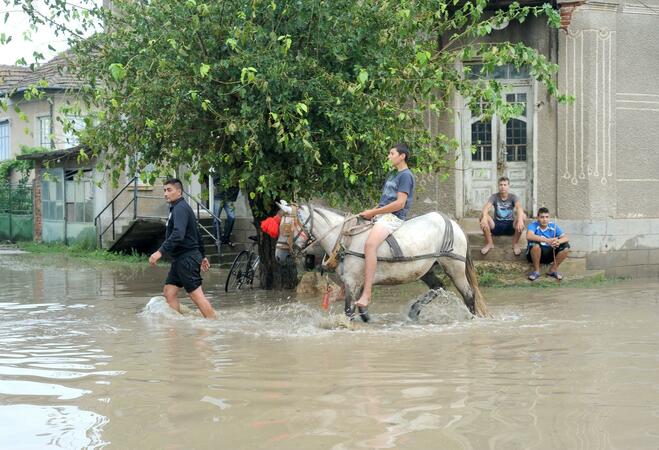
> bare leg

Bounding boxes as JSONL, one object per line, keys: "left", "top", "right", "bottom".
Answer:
{"left": 355, "top": 224, "right": 391, "bottom": 308}
{"left": 164, "top": 284, "right": 181, "bottom": 313}
{"left": 512, "top": 211, "right": 526, "bottom": 255}
{"left": 481, "top": 216, "right": 495, "bottom": 255}
{"left": 188, "top": 287, "right": 217, "bottom": 319}
{"left": 530, "top": 246, "right": 542, "bottom": 273}
{"left": 549, "top": 249, "right": 570, "bottom": 273}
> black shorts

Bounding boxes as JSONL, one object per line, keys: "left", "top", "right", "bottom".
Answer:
{"left": 526, "top": 242, "right": 570, "bottom": 264}
{"left": 165, "top": 251, "right": 203, "bottom": 293}
{"left": 492, "top": 220, "right": 515, "bottom": 236}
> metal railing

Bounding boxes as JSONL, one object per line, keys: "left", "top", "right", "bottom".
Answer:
{"left": 94, "top": 177, "right": 221, "bottom": 251}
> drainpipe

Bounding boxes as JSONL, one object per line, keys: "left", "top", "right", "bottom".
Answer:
{"left": 550, "top": 25, "right": 560, "bottom": 217}
{"left": 49, "top": 96, "right": 54, "bottom": 149}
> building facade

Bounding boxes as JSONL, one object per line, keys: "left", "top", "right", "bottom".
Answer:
{"left": 412, "top": 0, "right": 659, "bottom": 277}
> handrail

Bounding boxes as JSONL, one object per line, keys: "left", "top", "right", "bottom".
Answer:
{"left": 94, "top": 176, "right": 138, "bottom": 224}
{"left": 94, "top": 177, "right": 223, "bottom": 252}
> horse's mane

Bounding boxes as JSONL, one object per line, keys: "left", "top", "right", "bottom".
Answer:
{"left": 309, "top": 203, "right": 349, "bottom": 217}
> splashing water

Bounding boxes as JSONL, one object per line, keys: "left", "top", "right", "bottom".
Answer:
{"left": 405, "top": 288, "right": 474, "bottom": 324}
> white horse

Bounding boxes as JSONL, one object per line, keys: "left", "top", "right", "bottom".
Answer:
{"left": 274, "top": 203, "right": 487, "bottom": 321}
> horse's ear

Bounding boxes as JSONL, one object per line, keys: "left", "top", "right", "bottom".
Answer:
{"left": 276, "top": 200, "right": 293, "bottom": 215}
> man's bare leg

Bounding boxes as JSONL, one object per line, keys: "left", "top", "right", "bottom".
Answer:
{"left": 512, "top": 212, "right": 527, "bottom": 255}
{"left": 164, "top": 284, "right": 181, "bottom": 313}
{"left": 355, "top": 224, "right": 391, "bottom": 308}
{"left": 549, "top": 249, "right": 570, "bottom": 273}
{"left": 188, "top": 287, "right": 217, "bottom": 319}
{"left": 481, "top": 216, "right": 495, "bottom": 255}
{"left": 530, "top": 246, "right": 542, "bottom": 274}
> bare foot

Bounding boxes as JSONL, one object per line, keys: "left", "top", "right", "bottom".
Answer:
{"left": 354, "top": 297, "right": 370, "bottom": 308}
{"left": 513, "top": 244, "right": 521, "bottom": 256}
{"left": 480, "top": 244, "right": 493, "bottom": 255}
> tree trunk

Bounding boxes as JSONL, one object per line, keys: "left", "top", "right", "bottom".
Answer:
{"left": 249, "top": 197, "right": 298, "bottom": 290}
{"left": 257, "top": 231, "right": 298, "bottom": 290}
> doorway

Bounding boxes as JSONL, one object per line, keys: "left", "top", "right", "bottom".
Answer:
{"left": 462, "top": 85, "right": 533, "bottom": 216}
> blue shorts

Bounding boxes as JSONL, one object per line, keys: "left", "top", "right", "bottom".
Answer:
{"left": 492, "top": 220, "right": 514, "bottom": 236}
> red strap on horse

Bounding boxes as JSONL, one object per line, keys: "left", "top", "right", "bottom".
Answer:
{"left": 321, "top": 285, "right": 331, "bottom": 311}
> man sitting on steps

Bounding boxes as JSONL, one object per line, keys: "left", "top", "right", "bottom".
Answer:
{"left": 479, "top": 176, "right": 527, "bottom": 256}
{"left": 526, "top": 207, "right": 571, "bottom": 281}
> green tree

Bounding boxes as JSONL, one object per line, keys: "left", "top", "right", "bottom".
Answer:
{"left": 3, "top": 0, "right": 565, "bottom": 288}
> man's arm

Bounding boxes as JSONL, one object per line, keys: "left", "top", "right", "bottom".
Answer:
{"left": 513, "top": 201, "right": 526, "bottom": 232}
{"left": 360, "top": 192, "right": 407, "bottom": 219}
{"left": 150, "top": 205, "right": 187, "bottom": 266}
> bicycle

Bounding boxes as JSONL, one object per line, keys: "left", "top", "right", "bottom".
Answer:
{"left": 224, "top": 235, "right": 260, "bottom": 292}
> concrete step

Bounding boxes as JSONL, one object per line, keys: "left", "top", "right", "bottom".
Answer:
{"left": 473, "top": 259, "right": 605, "bottom": 286}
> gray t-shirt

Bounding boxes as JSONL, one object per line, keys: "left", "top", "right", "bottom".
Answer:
{"left": 488, "top": 193, "right": 519, "bottom": 222}
{"left": 378, "top": 169, "right": 415, "bottom": 220}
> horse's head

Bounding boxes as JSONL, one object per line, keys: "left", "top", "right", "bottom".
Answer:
{"left": 275, "top": 201, "right": 315, "bottom": 264}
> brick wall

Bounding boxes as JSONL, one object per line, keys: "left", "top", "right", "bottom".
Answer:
{"left": 559, "top": 1, "right": 585, "bottom": 30}
{"left": 33, "top": 161, "right": 42, "bottom": 242}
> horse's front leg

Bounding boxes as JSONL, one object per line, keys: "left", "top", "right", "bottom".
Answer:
{"left": 342, "top": 278, "right": 369, "bottom": 323}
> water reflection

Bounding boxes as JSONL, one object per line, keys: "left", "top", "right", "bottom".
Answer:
{"left": 0, "top": 253, "right": 658, "bottom": 449}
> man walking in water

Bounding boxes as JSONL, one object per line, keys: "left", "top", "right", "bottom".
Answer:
{"left": 354, "top": 143, "right": 415, "bottom": 311}
{"left": 149, "top": 178, "right": 217, "bottom": 319}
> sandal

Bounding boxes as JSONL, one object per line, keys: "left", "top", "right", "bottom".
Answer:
{"left": 513, "top": 244, "right": 521, "bottom": 256}
{"left": 528, "top": 271, "right": 540, "bottom": 281}
{"left": 547, "top": 271, "right": 563, "bottom": 281}
{"left": 347, "top": 304, "right": 371, "bottom": 323}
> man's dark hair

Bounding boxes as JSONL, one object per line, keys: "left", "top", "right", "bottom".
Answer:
{"left": 537, "top": 207, "right": 550, "bottom": 216}
{"left": 164, "top": 178, "right": 183, "bottom": 192}
{"left": 498, "top": 176, "right": 510, "bottom": 184}
{"left": 391, "top": 143, "right": 410, "bottom": 162}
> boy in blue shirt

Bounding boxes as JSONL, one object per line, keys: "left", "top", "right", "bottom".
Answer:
{"left": 526, "top": 207, "right": 570, "bottom": 281}
{"left": 354, "top": 143, "right": 415, "bottom": 311}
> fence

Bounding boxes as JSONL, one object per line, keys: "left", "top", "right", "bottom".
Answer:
{"left": 0, "top": 182, "right": 33, "bottom": 241}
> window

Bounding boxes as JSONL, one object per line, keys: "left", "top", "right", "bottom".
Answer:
{"left": 506, "top": 118, "right": 527, "bottom": 162}
{"left": 0, "top": 120, "right": 9, "bottom": 161}
{"left": 38, "top": 116, "right": 52, "bottom": 149}
{"left": 465, "top": 63, "right": 530, "bottom": 80}
{"left": 64, "top": 169, "right": 94, "bottom": 222}
{"left": 506, "top": 93, "right": 527, "bottom": 116}
{"left": 471, "top": 120, "right": 492, "bottom": 161}
{"left": 63, "top": 116, "right": 85, "bottom": 146}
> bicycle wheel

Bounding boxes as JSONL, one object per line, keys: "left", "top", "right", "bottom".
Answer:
{"left": 225, "top": 250, "right": 250, "bottom": 292}
{"left": 244, "top": 254, "right": 260, "bottom": 287}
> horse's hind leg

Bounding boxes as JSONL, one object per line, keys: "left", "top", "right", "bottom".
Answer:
{"left": 420, "top": 264, "right": 445, "bottom": 290}
{"left": 441, "top": 259, "right": 476, "bottom": 315}
{"left": 408, "top": 264, "right": 445, "bottom": 321}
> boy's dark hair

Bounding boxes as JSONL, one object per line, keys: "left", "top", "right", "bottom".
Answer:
{"left": 164, "top": 178, "right": 183, "bottom": 192}
{"left": 498, "top": 176, "right": 510, "bottom": 184}
{"left": 537, "top": 206, "right": 550, "bottom": 216}
{"left": 391, "top": 143, "right": 410, "bottom": 162}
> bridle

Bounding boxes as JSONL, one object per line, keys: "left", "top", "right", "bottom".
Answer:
{"left": 276, "top": 203, "right": 316, "bottom": 255}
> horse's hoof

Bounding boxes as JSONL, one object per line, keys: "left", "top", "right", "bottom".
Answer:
{"left": 408, "top": 305, "right": 421, "bottom": 321}
{"left": 346, "top": 305, "right": 370, "bottom": 323}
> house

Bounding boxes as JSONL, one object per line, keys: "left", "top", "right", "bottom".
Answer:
{"left": 408, "top": 0, "right": 659, "bottom": 278}
{"left": 0, "top": 53, "right": 85, "bottom": 174}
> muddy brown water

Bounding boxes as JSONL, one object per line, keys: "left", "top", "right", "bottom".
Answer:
{"left": 1, "top": 253, "right": 658, "bottom": 449}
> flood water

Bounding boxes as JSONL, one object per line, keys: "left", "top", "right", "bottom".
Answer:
{"left": 1, "top": 252, "right": 658, "bottom": 449}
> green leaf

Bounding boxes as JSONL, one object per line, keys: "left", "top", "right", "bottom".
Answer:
{"left": 109, "top": 63, "right": 126, "bottom": 82}
{"left": 199, "top": 63, "right": 211, "bottom": 78}
{"left": 357, "top": 69, "right": 368, "bottom": 85}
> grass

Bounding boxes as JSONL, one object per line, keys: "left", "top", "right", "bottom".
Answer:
{"left": 15, "top": 241, "right": 148, "bottom": 264}
{"left": 474, "top": 262, "right": 616, "bottom": 289}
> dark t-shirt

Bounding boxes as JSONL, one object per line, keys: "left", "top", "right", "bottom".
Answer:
{"left": 488, "top": 193, "right": 519, "bottom": 222}
{"left": 377, "top": 169, "right": 415, "bottom": 220}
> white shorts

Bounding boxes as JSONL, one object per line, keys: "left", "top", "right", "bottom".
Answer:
{"left": 373, "top": 213, "right": 404, "bottom": 233}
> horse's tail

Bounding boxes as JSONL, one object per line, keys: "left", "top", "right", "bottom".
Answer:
{"left": 465, "top": 244, "right": 488, "bottom": 318}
